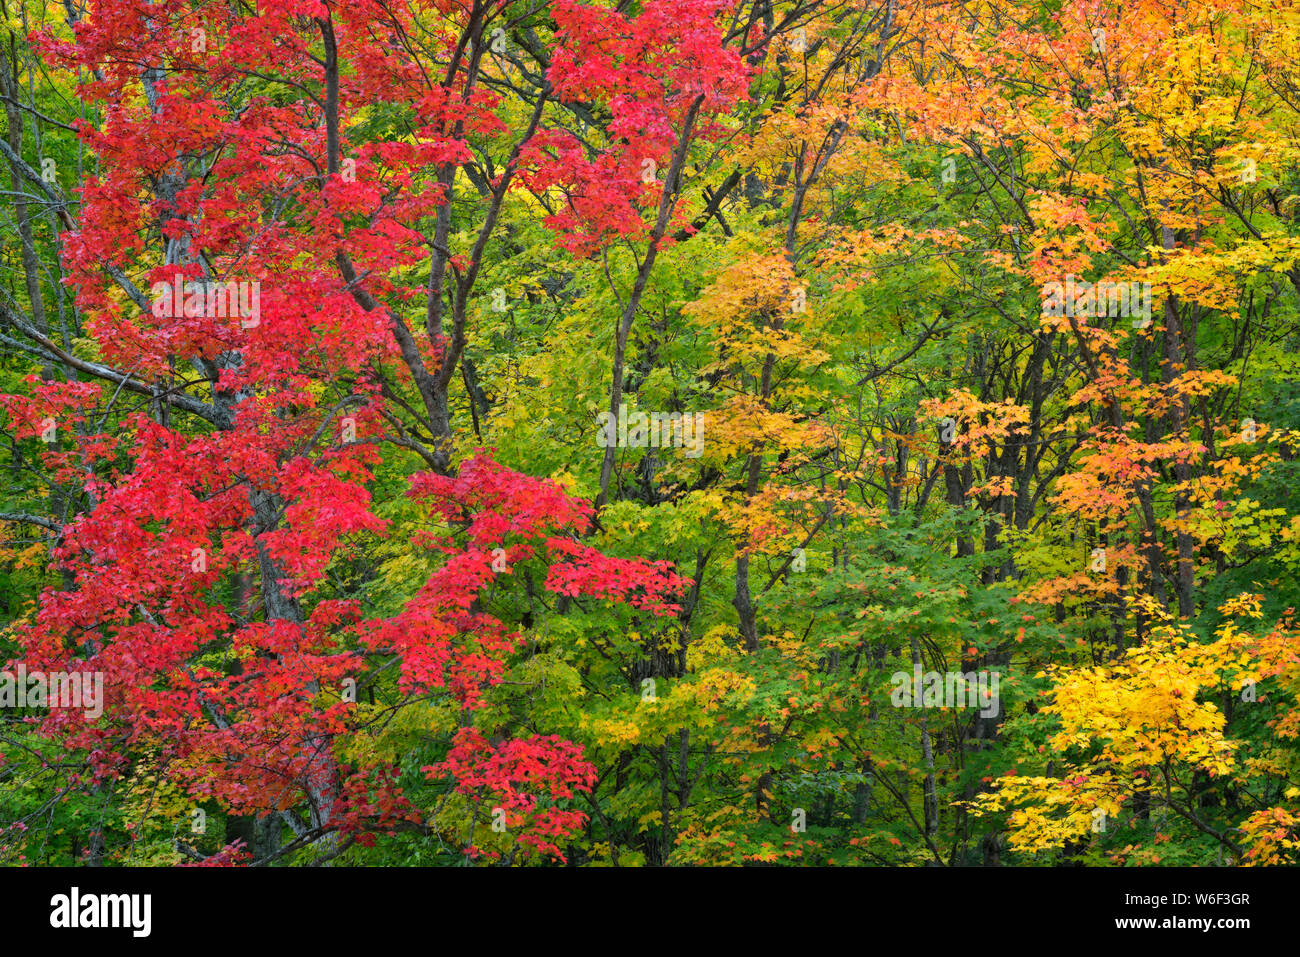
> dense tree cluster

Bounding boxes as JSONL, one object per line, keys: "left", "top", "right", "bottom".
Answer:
{"left": 2, "top": 0, "right": 1299, "bottom": 867}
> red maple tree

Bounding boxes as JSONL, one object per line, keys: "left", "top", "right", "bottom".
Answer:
{"left": 0, "top": 0, "right": 751, "bottom": 863}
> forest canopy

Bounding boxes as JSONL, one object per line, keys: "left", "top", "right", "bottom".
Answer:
{"left": 1, "top": 0, "right": 1299, "bottom": 868}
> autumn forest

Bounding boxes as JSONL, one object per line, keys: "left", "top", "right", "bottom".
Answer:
{"left": 1, "top": 0, "right": 1299, "bottom": 873}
